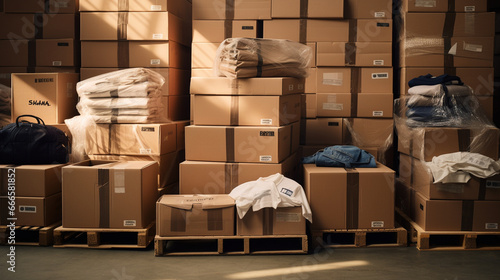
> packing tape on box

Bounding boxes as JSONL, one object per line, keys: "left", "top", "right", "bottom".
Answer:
{"left": 479, "top": 179, "right": 487, "bottom": 201}
{"left": 224, "top": 19, "right": 233, "bottom": 39}
{"left": 118, "top": 12, "right": 129, "bottom": 40}
{"left": 207, "top": 208, "right": 224, "bottom": 231}
{"left": 458, "top": 129, "right": 471, "bottom": 152}
{"left": 224, "top": 163, "right": 239, "bottom": 194}
{"left": 118, "top": 0, "right": 130, "bottom": 11}
{"left": 263, "top": 208, "right": 274, "bottom": 235}
{"left": 230, "top": 96, "right": 239, "bottom": 126}
{"left": 346, "top": 168, "right": 359, "bottom": 229}
{"left": 299, "top": 19, "right": 307, "bottom": 44}
{"left": 225, "top": 0, "right": 235, "bottom": 20}
{"left": 28, "top": 40, "right": 37, "bottom": 67}
{"left": 170, "top": 207, "right": 186, "bottom": 232}
{"left": 226, "top": 127, "right": 235, "bottom": 162}
{"left": 461, "top": 200, "right": 474, "bottom": 231}
{"left": 98, "top": 168, "right": 110, "bottom": 228}
{"left": 118, "top": 41, "right": 130, "bottom": 68}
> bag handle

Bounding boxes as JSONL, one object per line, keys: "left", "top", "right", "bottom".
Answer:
{"left": 16, "top": 115, "right": 46, "bottom": 127}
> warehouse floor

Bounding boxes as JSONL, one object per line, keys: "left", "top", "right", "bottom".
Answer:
{"left": 1, "top": 245, "right": 500, "bottom": 280}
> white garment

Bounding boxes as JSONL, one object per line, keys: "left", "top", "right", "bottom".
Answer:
{"left": 229, "top": 173, "right": 313, "bottom": 222}
{"left": 78, "top": 97, "right": 159, "bottom": 109}
{"left": 81, "top": 82, "right": 156, "bottom": 98}
{"left": 92, "top": 115, "right": 150, "bottom": 124}
{"left": 407, "top": 85, "right": 444, "bottom": 97}
{"left": 426, "top": 152, "right": 500, "bottom": 183}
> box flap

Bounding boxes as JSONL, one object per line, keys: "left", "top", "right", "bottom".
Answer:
{"left": 159, "top": 195, "right": 235, "bottom": 210}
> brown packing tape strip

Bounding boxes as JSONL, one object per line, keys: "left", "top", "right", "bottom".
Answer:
{"left": 34, "top": 13, "right": 44, "bottom": 39}
{"left": 28, "top": 40, "right": 36, "bottom": 67}
{"left": 350, "top": 68, "right": 360, "bottom": 117}
{"left": 300, "top": 0, "right": 309, "bottom": 18}
{"left": 230, "top": 96, "right": 239, "bottom": 126}
{"left": 208, "top": 209, "right": 223, "bottom": 231}
{"left": 461, "top": 200, "right": 474, "bottom": 231}
{"left": 410, "top": 155, "right": 414, "bottom": 187}
{"left": 226, "top": 0, "right": 235, "bottom": 20}
{"left": 224, "top": 164, "right": 232, "bottom": 194}
{"left": 299, "top": 19, "right": 307, "bottom": 44}
{"left": 444, "top": 66, "right": 457, "bottom": 76}
{"left": 170, "top": 208, "right": 186, "bottom": 232}
{"left": 346, "top": 168, "right": 359, "bottom": 229}
{"left": 448, "top": 0, "right": 456, "bottom": 12}
{"left": 457, "top": 129, "right": 471, "bottom": 152}
{"left": 349, "top": 19, "right": 357, "bottom": 43}
{"left": 118, "top": 0, "right": 130, "bottom": 11}
{"left": 224, "top": 20, "right": 233, "bottom": 40}
{"left": 231, "top": 164, "right": 239, "bottom": 192}
{"left": 98, "top": 168, "right": 110, "bottom": 228}
{"left": 226, "top": 127, "right": 235, "bottom": 162}
{"left": 443, "top": 13, "right": 456, "bottom": 68}
{"left": 345, "top": 43, "right": 356, "bottom": 66}
{"left": 409, "top": 138, "right": 414, "bottom": 158}
{"left": 118, "top": 41, "right": 129, "bottom": 68}
{"left": 478, "top": 179, "right": 487, "bottom": 201}
{"left": 262, "top": 208, "right": 274, "bottom": 235}
{"left": 118, "top": 12, "right": 128, "bottom": 41}
{"left": 229, "top": 79, "right": 239, "bottom": 95}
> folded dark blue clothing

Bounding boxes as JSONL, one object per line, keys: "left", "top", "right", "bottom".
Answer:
{"left": 302, "top": 145, "right": 376, "bottom": 168}
{"left": 405, "top": 106, "right": 451, "bottom": 122}
{"left": 408, "top": 74, "right": 463, "bottom": 88}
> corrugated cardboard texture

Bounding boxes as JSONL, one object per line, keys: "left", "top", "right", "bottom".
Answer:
{"left": 36, "top": 39, "right": 78, "bottom": 67}
{"left": 0, "top": 193, "right": 61, "bottom": 227}
{"left": 237, "top": 207, "right": 305, "bottom": 235}
{"left": 79, "top": 0, "right": 191, "bottom": 20}
{"left": 190, "top": 77, "right": 305, "bottom": 95}
{"left": 193, "top": 0, "right": 271, "bottom": 20}
{"left": 0, "top": 165, "right": 65, "bottom": 197}
{"left": 345, "top": 0, "right": 392, "bottom": 19}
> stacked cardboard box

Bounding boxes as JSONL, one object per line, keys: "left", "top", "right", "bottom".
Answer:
{"left": 396, "top": 0, "right": 495, "bottom": 120}
{"left": 0, "top": 0, "right": 80, "bottom": 87}
{"left": 0, "top": 164, "right": 65, "bottom": 227}
{"left": 78, "top": 0, "right": 192, "bottom": 121}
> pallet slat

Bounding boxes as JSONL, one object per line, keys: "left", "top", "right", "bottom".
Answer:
{"left": 311, "top": 225, "right": 408, "bottom": 248}
{"left": 0, "top": 222, "right": 60, "bottom": 246}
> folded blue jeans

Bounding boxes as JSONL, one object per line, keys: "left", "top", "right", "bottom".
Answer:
{"left": 302, "top": 145, "right": 376, "bottom": 168}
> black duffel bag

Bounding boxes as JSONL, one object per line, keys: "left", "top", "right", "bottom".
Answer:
{"left": 0, "top": 115, "right": 69, "bottom": 164}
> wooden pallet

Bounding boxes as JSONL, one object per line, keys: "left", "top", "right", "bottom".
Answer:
{"left": 396, "top": 208, "right": 500, "bottom": 251}
{"left": 53, "top": 223, "right": 155, "bottom": 249}
{"left": 154, "top": 234, "right": 308, "bottom": 256}
{"left": 0, "top": 222, "right": 61, "bottom": 246}
{"left": 310, "top": 224, "right": 408, "bottom": 249}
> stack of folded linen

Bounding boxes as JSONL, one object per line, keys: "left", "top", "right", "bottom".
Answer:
{"left": 0, "top": 84, "right": 11, "bottom": 127}
{"left": 214, "top": 38, "right": 312, "bottom": 79}
{"left": 76, "top": 68, "right": 166, "bottom": 123}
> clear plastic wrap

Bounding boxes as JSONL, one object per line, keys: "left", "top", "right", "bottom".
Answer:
{"left": 0, "top": 84, "right": 11, "bottom": 127}
{"left": 214, "top": 38, "right": 312, "bottom": 79}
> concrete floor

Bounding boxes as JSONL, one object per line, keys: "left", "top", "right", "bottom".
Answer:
{"left": 1, "top": 245, "right": 500, "bottom": 280}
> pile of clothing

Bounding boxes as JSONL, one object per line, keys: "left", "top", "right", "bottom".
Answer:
{"left": 302, "top": 145, "right": 376, "bottom": 168}
{"left": 76, "top": 68, "right": 165, "bottom": 123}
{"left": 0, "top": 84, "right": 11, "bottom": 127}
{"left": 214, "top": 38, "right": 312, "bottom": 79}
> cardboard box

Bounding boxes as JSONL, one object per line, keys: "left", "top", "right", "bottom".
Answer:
{"left": 399, "top": 153, "right": 481, "bottom": 200}
{"left": 397, "top": 126, "right": 500, "bottom": 162}
{"left": 81, "top": 41, "right": 190, "bottom": 69}
{"left": 305, "top": 67, "right": 317, "bottom": 93}
{"left": 192, "top": 94, "right": 301, "bottom": 126}
{"left": 316, "top": 42, "right": 347, "bottom": 67}
{"left": 412, "top": 190, "right": 466, "bottom": 231}
{"left": 304, "top": 93, "right": 316, "bottom": 118}
{"left": 354, "top": 42, "right": 392, "bottom": 67}
{"left": 359, "top": 68, "right": 393, "bottom": 93}
{"left": 473, "top": 201, "right": 500, "bottom": 231}
{"left": 306, "top": 20, "right": 349, "bottom": 42}
{"left": 193, "top": 0, "right": 271, "bottom": 20}
{"left": 263, "top": 19, "right": 302, "bottom": 42}
{"left": 40, "top": 13, "right": 78, "bottom": 39}
{"left": 36, "top": 39, "right": 78, "bottom": 67}
{"left": 355, "top": 19, "right": 393, "bottom": 42}
{"left": 345, "top": 0, "right": 392, "bottom": 19}
{"left": 401, "top": 0, "right": 488, "bottom": 13}
{"left": 0, "top": 40, "right": 34, "bottom": 67}
{"left": 0, "top": 165, "right": 65, "bottom": 197}
{"left": 192, "top": 20, "right": 260, "bottom": 43}
{"left": 62, "top": 160, "right": 159, "bottom": 229}
{"left": 80, "top": 12, "right": 190, "bottom": 46}
{"left": 179, "top": 153, "right": 299, "bottom": 194}
{"left": 11, "top": 73, "right": 79, "bottom": 123}
{"left": 89, "top": 150, "right": 184, "bottom": 189}
{"left": 344, "top": 118, "right": 394, "bottom": 147}
{"left": 156, "top": 194, "right": 235, "bottom": 236}
{"left": 303, "top": 163, "right": 395, "bottom": 230}
{"left": 79, "top": 0, "right": 191, "bottom": 19}
{"left": 0, "top": 193, "right": 62, "bottom": 227}
{"left": 316, "top": 67, "right": 392, "bottom": 94}
{"left": 185, "top": 124, "right": 297, "bottom": 163}
{"left": 316, "top": 67, "right": 352, "bottom": 93}
{"left": 314, "top": 92, "right": 393, "bottom": 118}
{"left": 190, "top": 77, "right": 305, "bottom": 95}
{"left": 191, "top": 42, "right": 219, "bottom": 69}
{"left": 35, "top": 67, "right": 78, "bottom": 73}
{"left": 80, "top": 67, "right": 190, "bottom": 96}
{"left": 271, "top": 0, "right": 343, "bottom": 19}
{"left": 237, "top": 207, "right": 305, "bottom": 235}
{"left": 0, "top": 67, "right": 30, "bottom": 87}
{"left": 4, "top": 0, "right": 80, "bottom": 13}
{"left": 301, "top": 118, "right": 344, "bottom": 146}
{"left": 0, "top": 14, "right": 35, "bottom": 40}
{"left": 0, "top": 13, "right": 77, "bottom": 40}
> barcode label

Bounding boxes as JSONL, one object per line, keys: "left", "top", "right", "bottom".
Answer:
{"left": 371, "top": 221, "right": 384, "bottom": 228}
{"left": 415, "top": 0, "right": 436, "bottom": 8}
{"left": 115, "top": 187, "right": 125, "bottom": 194}
{"left": 464, "top": 6, "right": 475, "bottom": 12}
{"left": 374, "top": 12, "right": 385, "bottom": 18}
{"left": 150, "top": 59, "right": 161, "bottom": 65}
{"left": 372, "top": 73, "right": 389, "bottom": 79}
{"left": 373, "top": 111, "right": 384, "bottom": 117}
{"left": 260, "top": 119, "right": 272, "bottom": 125}
{"left": 140, "top": 148, "right": 152, "bottom": 154}
{"left": 260, "top": 155, "right": 272, "bottom": 162}
{"left": 151, "top": 5, "right": 162, "bottom": 11}
{"left": 486, "top": 223, "right": 498, "bottom": 230}
{"left": 486, "top": 181, "right": 500, "bottom": 189}
{"left": 124, "top": 220, "right": 137, "bottom": 227}
{"left": 54, "top": 1, "right": 69, "bottom": 8}
{"left": 52, "top": 61, "right": 62, "bottom": 66}
{"left": 19, "top": 206, "right": 36, "bottom": 213}
{"left": 464, "top": 43, "right": 483, "bottom": 53}
{"left": 373, "top": 60, "right": 384, "bottom": 66}
{"left": 152, "top": 34, "right": 164, "bottom": 39}
{"left": 276, "top": 213, "right": 301, "bottom": 223}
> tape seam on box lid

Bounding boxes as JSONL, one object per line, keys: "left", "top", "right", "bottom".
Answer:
{"left": 461, "top": 200, "right": 474, "bottom": 231}
{"left": 299, "top": 19, "right": 307, "bottom": 44}
{"left": 225, "top": 164, "right": 232, "bottom": 194}
{"left": 118, "top": 12, "right": 128, "bottom": 40}
{"left": 346, "top": 168, "right": 359, "bottom": 229}
{"left": 478, "top": 179, "right": 487, "bottom": 200}
{"left": 349, "top": 19, "right": 357, "bottom": 44}
{"left": 443, "top": 12, "right": 456, "bottom": 68}
{"left": 231, "top": 164, "right": 239, "bottom": 192}
{"left": 226, "top": 127, "right": 235, "bottom": 162}
{"left": 458, "top": 129, "right": 471, "bottom": 152}
{"left": 351, "top": 68, "right": 360, "bottom": 117}
{"left": 28, "top": 40, "right": 37, "bottom": 67}
{"left": 34, "top": 13, "right": 44, "bottom": 39}
{"left": 98, "top": 168, "right": 110, "bottom": 228}
{"left": 118, "top": 0, "right": 129, "bottom": 11}
{"left": 448, "top": 0, "right": 455, "bottom": 12}
{"left": 226, "top": 0, "right": 235, "bottom": 20}
{"left": 231, "top": 96, "right": 239, "bottom": 126}
{"left": 118, "top": 41, "right": 129, "bottom": 68}
{"left": 224, "top": 19, "right": 233, "bottom": 40}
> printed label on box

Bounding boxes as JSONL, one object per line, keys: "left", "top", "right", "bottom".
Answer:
{"left": 463, "top": 43, "right": 483, "bottom": 53}
{"left": 372, "top": 111, "right": 384, "bottom": 117}
{"left": 124, "top": 220, "right": 137, "bottom": 227}
{"left": 374, "top": 12, "right": 386, "bottom": 18}
{"left": 372, "top": 73, "right": 389, "bottom": 79}
{"left": 115, "top": 187, "right": 125, "bottom": 194}
{"left": 242, "top": 26, "right": 254, "bottom": 30}
{"left": 323, "top": 103, "right": 343, "bottom": 111}
{"left": 150, "top": 59, "right": 161, "bottom": 65}
{"left": 371, "top": 221, "right": 384, "bottom": 228}
{"left": 19, "top": 206, "right": 36, "bottom": 213}
{"left": 153, "top": 34, "right": 164, "bottom": 40}
{"left": 260, "top": 155, "right": 272, "bottom": 162}
{"left": 464, "top": 6, "right": 476, "bottom": 12}
{"left": 486, "top": 223, "right": 499, "bottom": 230}
{"left": 52, "top": 61, "right": 62, "bottom": 66}
{"left": 323, "top": 73, "right": 343, "bottom": 86}
{"left": 373, "top": 60, "right": 384, "bottom": 66}
{"left": 261, "top": 119, "right": 273, "bottom": 125}
{"left": 151, "top": 5, "right": 162, "bottom": 11}
{"left": 140, "top": 148, "right": 152, "bottom": 154}
{"left": 415, "top": 0, "right": 436, "bottom": 8}
{"left": 486, "top": 181, "right": 500, "bottom": 189}
{"left": 276, "top": 212, "right": 301, "bottom": 223}
{"left": 54, "top": 0, "right": 69, "bottom": 8}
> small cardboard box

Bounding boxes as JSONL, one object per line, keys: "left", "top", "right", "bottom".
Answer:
{"left": 156, "top": 194, "right": 235, "bottom": 236}
{"left": 179, "top": 153, "right": 299, "bottom": 194}
{"left": 193, "top": 0, "right": 271, "bottom": 20}
{"left": 473, "top": 201, "right": 500, "bottom": 232}
{"left": 301, "top": 118, "right": 344, "bottom": 146}
{"left": 192, "top": 94, "right": 301, "bottom": 126}
{"left": 0, "top": 193, "right": 62, "bottom": 227}
{"left": 192, "top": 20, "right": 260, "bottom": 43}
{"left": 306, "top": 20, "right": 350, "bottom": 42}
{"left": 185, "top": 124, "right": 297, "bottom": 163}
{"left": 354, "top": 42, "right": 392, "bottom": 67}
{"left": 345, "top": 0, "right": 392, "bottom": 19}
{"left": 315, "top": 92, "right": 393, "bottom": 118}
{"left": 36, "top": 39, "right": 78, "bottom": 67}
{"left": 79, "top": 0, "right": 191, "bottom": 20}
{"left": 190, "top": 77, "right": 305, "bottom": 95}
{"left": 11, "top": 73, "right": 79, "bottom": 123}
{"left": 303, "top": 163, "right": 395, "bottom": 230}
{"left": 237, "top": 207, "right": 305, "bottom": 235}
{"left": 271, "top": 0, "right": 344, "bottom": 18}
{"left": 62, "top": 160, "right": 159, "bottom": 229}
{"left": 0, "top": 164, "right": 65, "bottom": 197}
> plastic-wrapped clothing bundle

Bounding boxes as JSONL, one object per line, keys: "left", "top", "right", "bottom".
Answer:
{"left": 302, "top": 145, "right": 376, "bottom": 168}
{"left": 214, "top": 38, "right": 312, "bottom": 79}
{"left": 76, "top": 68, "right": 166, "bottom": 124}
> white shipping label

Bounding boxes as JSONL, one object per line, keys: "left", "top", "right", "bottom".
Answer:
{"left": 323, "top": 103, "right": 343, "bottom": 111}
{"left": 114, "top": 169, "right": 125, "bottom": 193}
{"left": 463, "top": 43, "right": 483, "bottom": 53}
{"left": 276, "top": 212, "right": 301, "bottom": 223}
{"left": 260, "top": 119, "right": 273, "bottom": 125}
{"left": 371, "top": 221, "right": 385, "bottom": 228}
{"left": 140, "top": 148, "right": 152, "bottom": 154}
{"left": 114, "top": 187, "right": 125, "bottom": 194}
{"left": 373, "top": 60, "right": 384, "bottom": 66}
{"left": 323, "top": 73, "right": 343, "bottom": 86}
{"left": 150, "top": 59, "right": 161, "bottom": 65}
{"left": 124, "top": 220, "right": 137, "bottom": 227}
{"left": 464, "top": 6, "right": 476, "bottom": 12}
{"left": 19, "top": 205, "right": 36, "bottom": 213}
{"left": 372, "top": 111, "right": 384, "bottom": 117}
{"left": 152, "top": 34, "right": 164, "bottom": 40}
{"left": 374, "top": 12, "right": 385, "bottom": 18}
{"left": 415, "top": 0, "right": 436, "bottom": 8}
{"left": 486, "top": 181, "right": 500, "bottom": 189}
{"left": 151, "top": 5, "right": 162, "bottom": 11}
{"left": 260, "top": 155, "right": 272, "bottom": 162}
{"left": 372, "top": 73, "right": 389, "bottom": 79}
{"left": 486, "top": 223, "right": 499, "bottom": 230}
{"left": 52, "top": 61, "right": 62, "bottom": 66}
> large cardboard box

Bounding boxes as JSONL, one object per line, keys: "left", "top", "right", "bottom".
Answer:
{"left": 190, "top": 77, "right": 305, "bottom": 95}
{"left": 4, "top": 0, "right": 79, "bottom": 13}
{"left": 401, "top": 0, "right": 488, "bottom": 13}
{"left": 62, "top": 160, "right": 159, "bottom": 229}
{"left": 0, "top": 13, "right": 77, "bottom": 40}
{"left": 192, "top": 94, "right": 301, "bottom": 126}
{"left": 193, "top": 0, "right": 271, "bottom": 20}
{"left": 191, "top": 42, "right": 219, "bottom": 69}
{"left": 412, "top": 191, "right": 465, "bottom": 231}
{"left": 185, "top": 124, "right": 297, "bottom": 163}
{"left": 36, "top": 39, "right": 78, "bottom": 67}
{"left": 156, "top": 194, "right": 235, "bottom": 236}
{"left": 354, "top": 19, "right": 393, "bottom": 43}
{"left": 344, "top": 118, "right": 394, "bottom": 148}
{"left": 271, "top": 0, "right": 344, "bottom": 19}
{"left": 263, "top": 19, "right": 302, "bottom": 42}
{"left": 179, "top": 153, "right": 299, "bottom": 194}
{"left": 80, "top": 67, "right": 190, "bottom": 96}
{"left": 473, "top": 201, "right": 500, "bottom": 231}
{"left": 11, "top": 73, "right": 79, "bottom": 123}
{"left": 0, "top": 40, "right": 33, "bottom": 67}
{"left": 345, "top": 0, "right": 392, "bottom": 19}
{"left": 397, "top": 126, "right": 500, "bottom": 162}
{"left": 316, "top": 67, "right": 392, "bottom": 93}
{"left": 80, "top": 12, "right": 190, "bottom": 46}
{"left": 192, "top": 20, "right": 260, "bottom": 43}
{"left": 81, "top": 41, "right": 189, "bottom": 69}
{"left": 399, "top": 154, "right": 481, "bottom": 200}
{"left": 301, "top": 118, "right": 344, "bottom": 146}
{"left": 303, "top": 163, "right": 395, "bottom": 230}
{"left": 0, "top": 193, "right": 62, "bottom": 227}
{"left": 306, "top": 20, "right": 349, "bottom": 42}
{"left": 0, "top": 165, "right": 65, "bottom": 197}
{"left": 237, "top": 207, "right": 305, "bottom": 235}
{"left": 354, "top": 42, "right": 392, "bottom": 67}
{"left": 79, "top": 0, "right": 191, "bottom": 20}
{"left": 314, "top": 92, "right": 393, "bottom": 118}
{"left": 305, "top": 67, "right": 317, "bottom": 93}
